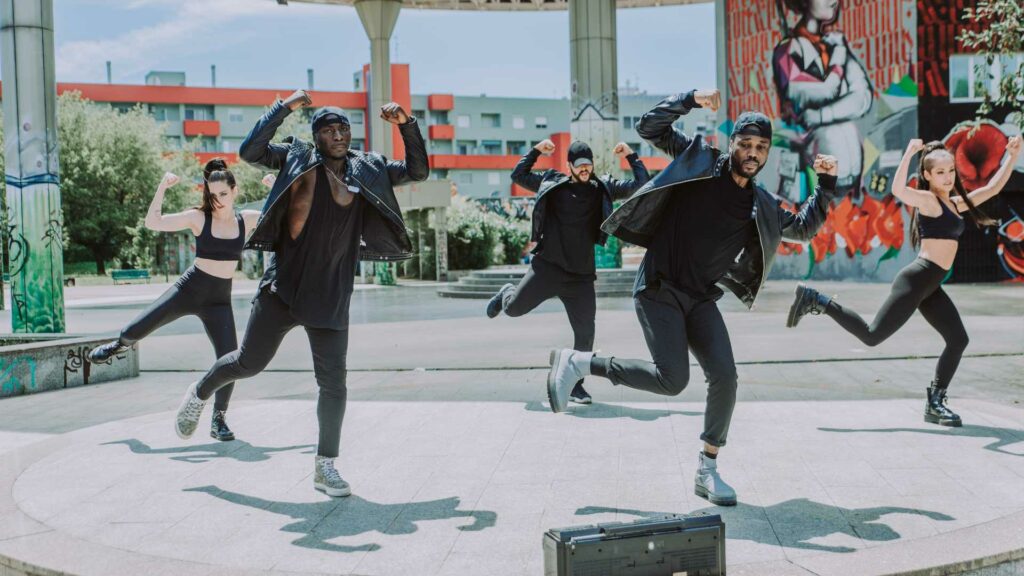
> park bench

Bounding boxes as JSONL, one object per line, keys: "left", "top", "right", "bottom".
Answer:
{"left": 111, "top": 269, "right": 151, "bottom": 284}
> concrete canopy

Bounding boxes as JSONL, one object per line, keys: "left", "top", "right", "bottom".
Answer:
{"left": 279, "top": 0, "right": 706, "bottom": 10}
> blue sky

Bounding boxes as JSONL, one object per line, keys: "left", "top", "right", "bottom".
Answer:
{"left": 47, "top": 0, "right": 717, "bottom": 98}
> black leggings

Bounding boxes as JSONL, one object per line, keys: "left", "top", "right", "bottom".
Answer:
{"left": 119, "top": 266, "right": 237, "bottom": 411}
{"left": 502, "top": 257, "right": 596, "bottom": 352}
{"left": 195, "top": 289, "right": 349, "bottom": 458}
{"left": 823, "top": 257, "right": 968, "bottom": 389}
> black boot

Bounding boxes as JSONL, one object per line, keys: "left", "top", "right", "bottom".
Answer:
{"left": 924, "top": 385, "right": 962, "bottom": 427}
{"left": 569, "top": 380, "right": 592, "bottom": 405}
{"left": 786, "top": 284, "right": 832, "bottom": 328}
{"left": 87, "top": 340, "right": 130, "bottom": 364}
{"left": 210, "top": 410, "right": 236, "bottom": 441}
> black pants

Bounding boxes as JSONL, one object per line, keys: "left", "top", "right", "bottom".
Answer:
{"left": 592, "top": 282, "right": 737, "bottom": 447}
{"left": 502, "top": 257, "right": 596, "bottom": 352}
{"left": 120, "top": 266, "right": 236, "bottom": 411}
{"left": 196, "top": 288, "right": 349, "bottom": 458}
{"left": 824, "top": 257, "right": 968, "bottom": 389}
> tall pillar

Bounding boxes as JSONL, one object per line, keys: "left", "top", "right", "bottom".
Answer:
{"left": 356, "top": 0, "right": 400, "bottom": 156}
{"left": 569, "top": 0, "right": 620, "bottom": 176}
{"left": 1, "top": 0, "right": 65, "bottom": 333}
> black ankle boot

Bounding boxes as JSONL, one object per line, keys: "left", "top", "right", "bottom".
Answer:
{"left": 87, "top": 340, "right": 130, "bottom": 364}
{"left": 211, "top": 410, "right": 236, "bottom": 441}
{"left": 786, "top": 284, "right": 832, "bottom": 328}
{"left": 925, "top": 385, "right": 962, "bottom": 427}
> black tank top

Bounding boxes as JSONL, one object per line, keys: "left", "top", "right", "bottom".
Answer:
{"left": 917, "top": 200, "right": 964, "bottom": 241}
{"left": 195, "top": 212, "right": 245, "bottom": 261}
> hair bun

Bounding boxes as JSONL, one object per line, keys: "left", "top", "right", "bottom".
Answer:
{"left": 204, "top": 157, "right": 228, "bottom": 173}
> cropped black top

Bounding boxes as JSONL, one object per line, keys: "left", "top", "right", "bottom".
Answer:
{"left": 195, "top": 212, "right": 245, "bottom": 261}
{"left": 918, "top": 200, "right": 965, "bottom": 241}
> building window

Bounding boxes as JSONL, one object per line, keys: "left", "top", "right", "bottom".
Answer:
{"left": 457, "top": 115, "right": 471, "bottom": 128}
{"left": 459, "top": 172, "right": 473, "bottom": 184}
{"left": 350, "top": 139, "right": 365, "bottom": 151}
{"left": 481, "top": 113, "right": 501, "bottom": 128}
{"left": 184, "top": 106, "right": 213, "bottom": 121}
{"left": 228, "top": 108, "right": 244, "bottom": 123}
{"left": 221, "top": 139, "right": 234, "bottom": 153}
{"left": 457, "top": 140, "right": 476, "bottom": 155}
{"left": 535, "top": 116, "right": 548, "bottom": 129}
{"left": 506, "top": 141, "right": 526, "bottom": 155}
{"left": 412, "top": 109, "right": 426, "bottom": 124}
{"left": 430, "top": 110, "right": 449, "bottom": 125}
{"left": 149, "top": 105, "right": 180, "bottom": 122}
{"left": 623, "top": 116, "right": 642, "bottom": 130}
{"left": 481, "top": 140, "right": 502, "bottom": 154}
{"left": 350, "top": 111, "right": 365, "bottom": 125}
{"left": 949, "top": 53, "right": 1024, "bottom": 103}
{"left": 488, "top": 172, "right": 500, "bottom": 186}
{"left": 512, "top": 116, "right": 525, "bottom": 130}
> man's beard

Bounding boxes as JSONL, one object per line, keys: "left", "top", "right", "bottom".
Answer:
{"left": 730, "top": 153, "right": 764, "bottom": 179}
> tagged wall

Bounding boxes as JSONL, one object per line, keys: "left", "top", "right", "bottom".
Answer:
{"left": 726, "top": 0, "right": 919, "bottom": 281}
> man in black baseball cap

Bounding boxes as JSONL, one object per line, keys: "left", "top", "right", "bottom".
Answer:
{"left": 486, "top": 138, "right": 650, "bottom": 405}
{"left": 546, "top": 88, "right": 838, "bottom": 508}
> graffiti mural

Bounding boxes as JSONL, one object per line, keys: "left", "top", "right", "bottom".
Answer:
{"left": 727, "top": 0, "right": 918, "bottom": 280}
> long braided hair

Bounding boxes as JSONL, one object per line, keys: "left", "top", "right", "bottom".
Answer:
{"left": 909, "top": 141, "right": 995, "bottom": 249}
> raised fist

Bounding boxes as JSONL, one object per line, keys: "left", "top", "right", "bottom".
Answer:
{"left": 534, "top": 139, "right": 556, "bottom": 155}
{"left": 693, "top": 89, "right": 721, "bottom": 112}
{"left": 380, "top": 103, "right": 409, "bottom": 125}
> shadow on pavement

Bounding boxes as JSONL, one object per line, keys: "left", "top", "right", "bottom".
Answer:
{"left": 102, "top": 438, "right": 316, "bottom": 463}
{"left": 576, "top": 498, "right": 954, "bottom": 553}
{"left": 184, "top": 485, "right": 497, "bottom": 553}
{"left": 524, "top": 400, "right": 701, "bottom": 421}
{"left": 819, "top": 425, "right": 1024, "bottom": 457}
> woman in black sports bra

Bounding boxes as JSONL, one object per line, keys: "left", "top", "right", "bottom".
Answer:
{"left": 87, "top": 158, "right": 263, "bottom": 441}
{"left": 785, "top": 136, "right": 1021, "bottom": 426}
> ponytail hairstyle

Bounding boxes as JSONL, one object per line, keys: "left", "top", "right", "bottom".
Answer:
{"left": 909, "top": 141, "right": 995, "bottom": 249}
{"left": 198, "top": 157, "right": 236, "bottom": 213}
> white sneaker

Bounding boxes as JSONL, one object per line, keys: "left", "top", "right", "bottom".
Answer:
{"left": 314, "top": 456, "right": 352, "bottom": 497}
{"left": 694, "top": 452, "right": 736, "bottom": 506}
{"left": 175, "top": 381, "right": 206, "bottom": 440}
{"left": 546, "top": 349, "right": 593, "bottom": 413}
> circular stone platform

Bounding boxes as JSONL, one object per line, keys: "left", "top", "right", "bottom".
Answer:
{"left": 2, "top": 398, "right": 1023, "bottom": 575}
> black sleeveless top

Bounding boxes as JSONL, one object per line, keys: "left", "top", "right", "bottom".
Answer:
{"left": 917, "top": 200, "right": 965, "bottom": 241}
{"left": 195, "top": 212, "right": 245, "bottom": 261}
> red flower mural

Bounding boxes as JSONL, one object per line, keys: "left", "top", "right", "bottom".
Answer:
{"left": 943, "top": 121, "right": 1010, "bottom": 191}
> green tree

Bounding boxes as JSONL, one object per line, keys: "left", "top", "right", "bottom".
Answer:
{"left": 57, "top": 92, "right": 166, "bottom": 274}
{"left": 958, "top": 0, "right": 1024, "bottom": 129}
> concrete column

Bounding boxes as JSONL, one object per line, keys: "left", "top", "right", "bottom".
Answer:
{"left": 569, "top": 0, "right": 620, "bottom": 176}
{"left": 1, "top": 0, "right": 65, "bottom": 333}
{"left": 715, "top": 0, "right": 730, "bottom": 146}
{"left": 355, "top": 0, "right": 400, "bottom": 156}
{"left": 433, "top": 207, "right": 448, "bottom": 282}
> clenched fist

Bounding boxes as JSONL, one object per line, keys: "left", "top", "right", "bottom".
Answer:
{"left": 812, "top": 154, "right": 839, "bottom": 177}
{"left": 380, "top": 103, "right": 410, "bottom": 125}
{"left": 613, "top": 142, "right": 634, "bottom": 158}
{"left": 694, "top": 89, "right": 721, "bottom": 112}
{"left": 534, "top": 139, "right": 556, "bottom": 155}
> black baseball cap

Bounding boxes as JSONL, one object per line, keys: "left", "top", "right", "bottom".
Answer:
{"left": 311, "top": 107, "right": 350, "bottom": 134}
{"left": 567, "top": 141, "right": 594, "bottom": 168}
{"left": 731, "top": 111, "right": 773, "bottom": 140}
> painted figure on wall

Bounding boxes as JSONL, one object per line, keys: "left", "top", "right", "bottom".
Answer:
{"left": 772, "top": 0, "right": 873, "bottom": 198}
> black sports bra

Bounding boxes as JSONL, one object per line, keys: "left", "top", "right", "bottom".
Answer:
{"left": 917, "top": 200, "right": 964, "bottom": 241}
{"left": 195, "top": 212, "right": 245, "bottom": 261}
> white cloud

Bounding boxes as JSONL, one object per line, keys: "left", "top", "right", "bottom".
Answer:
{"left": 55, "top": 0, "right": 351, "bottom": 83}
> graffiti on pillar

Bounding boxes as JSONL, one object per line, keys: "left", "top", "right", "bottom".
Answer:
{"left": 727, "top": 0, "right": 918, "bottom": 281}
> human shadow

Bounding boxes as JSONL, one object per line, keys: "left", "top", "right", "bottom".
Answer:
{"left": 184, "top": 484, "right": 497, "bottom": 553}
{"left": 576, "top": 498, "right": 954, "bottom": 554}
{"left": 102, "top": 438, "right": 316, "bottom": 463}
{"left": 819, "top": 425, "right": 1024, "bottom": 457}
{"left": 524, "top": 401, "right": 701, "bottom": 422}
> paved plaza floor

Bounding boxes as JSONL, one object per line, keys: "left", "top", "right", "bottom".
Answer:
{"left": 0, "top": 279, "right": 1021, "bottom": 575}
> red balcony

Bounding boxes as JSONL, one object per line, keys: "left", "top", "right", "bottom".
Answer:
{"left": 183, "top": 119, "right": 220, "bottom": 137}
{"left": 194, "top": 152, "right": 238, "bottom": 165}
{"left": 427, "top": 94, "right": 454, "bottom": 111}
{"left": 621, "top": 155, "right": 669, "bottom": 171}
{"left": 429, "top": 154, "right": 558, "bottom": 171}
{"left": 429, "top": 124, "right": 455, "bottom": 140}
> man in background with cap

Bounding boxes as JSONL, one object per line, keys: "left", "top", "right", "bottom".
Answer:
{"left": 174, "top": 89, "right": 428, "bottom": 498}
{"left": 545, "top": 88, "right": 838, "bottom": 506}
{"left": 487, "top": 138, "right": 649, "bottom": 404}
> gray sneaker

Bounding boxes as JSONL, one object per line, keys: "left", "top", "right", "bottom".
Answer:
{"left": 694, "top": 452, "right": 736, "bottom": 506}
{"left": 486, "top": 283, "right": 515, "bottom": 318}
{"left": 314, "top": 456, "right": 352, "bottom": 497}
{"left": 175, "top": 381, "right": 206, "bottom": 440}
{"left": 547, "top": 349, "right": 592, "bottom": 413}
